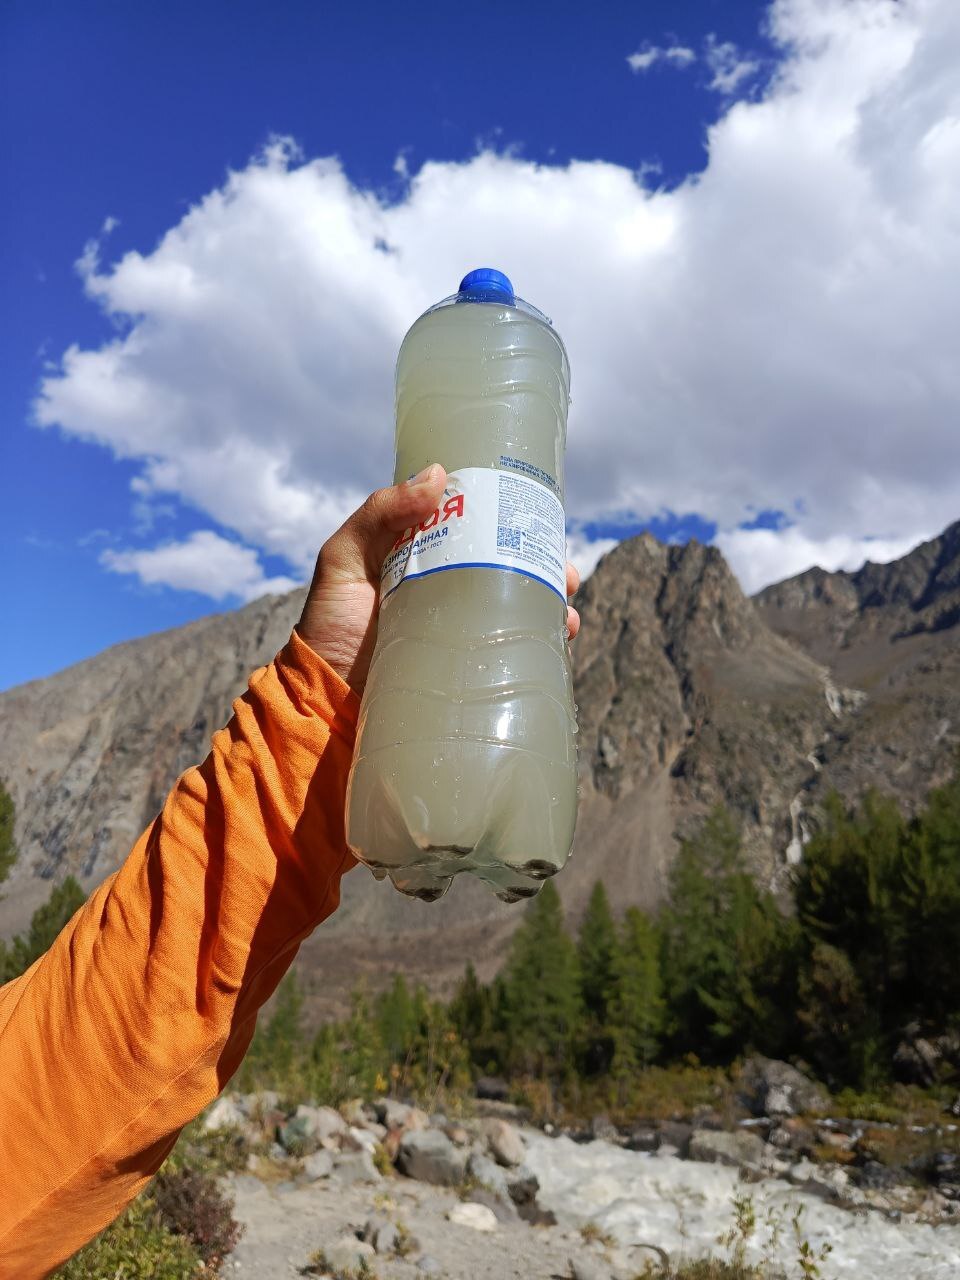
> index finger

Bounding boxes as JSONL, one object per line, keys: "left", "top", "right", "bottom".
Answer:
{"left": 566, "top": 561, "right": 580, "bottom": 598}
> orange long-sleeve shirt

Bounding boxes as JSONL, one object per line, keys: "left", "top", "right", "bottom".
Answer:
{"left": 0, "top": 628, "right": 359, "bottom": 1277}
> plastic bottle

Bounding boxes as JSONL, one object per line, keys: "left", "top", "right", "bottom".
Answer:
{"left": 345, "top": 268, "right": 577, "bottom": 902}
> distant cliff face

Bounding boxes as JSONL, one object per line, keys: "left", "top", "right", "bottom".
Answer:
{"left": 2, "top": 525, "right": 958, "bottom": 1011}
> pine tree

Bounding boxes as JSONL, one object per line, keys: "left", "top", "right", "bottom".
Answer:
{"left": 897, "top": 767, "right": 960, "bottom": 1031}
{"left": 0, "top": 779, "right": 16, "bottom": 891}
{"left": 2, "top": 874, "right": 86, "bottom": 983}
{"left": 609, "top": 907, "right": 663, "bottom": 1071}
{"left": 660, "top": 806, "right": 794, "bottom": 1062}
{"left": 500, "top": 880, "right": 582, "bottom": 1077}
{"left": 376, "top": 974, "right": 417, "bottom": 1064}
{"left": 576, "top": 881, "right": 621, "bottom": 1073}
{"left": 449, "top": 962, "right": 501, "bottom": 1073}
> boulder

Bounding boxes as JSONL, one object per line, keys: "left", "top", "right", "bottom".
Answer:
{"left": 482, "top": 1117, "right": 526, "bottom": 1167}
{"left": 624, "top": 1128, "right": 659, "bottom": 1153}
{"left": 331, "top": 1150, "right": 381, "bottom": 1184}
{"left": 360, "top": 1216, "right": 400, "bottom": 1255}
{"left": 657, "top": 1121, "right": 692, "bottom": 1157}
{"left": 280, "top": 1104, "right": 346, "bottom": 1154}
{"left": 344, "top": 1124, "right": 379, "bottom": 1153}
{"left": 467, "top": 1152, "right": 511, "bottom": 1199}
{"left": 466, "top": 1184, "right": 518, "bottom": 1223}
{"left": 448, "top": 1202, "right": 498, "bottom": 1232}
{"left": 738, "top": 1057, "right": 828, "bottom": 1117}
{"left": 202, "top": 1095, "right": 244, "bottom": 1132}
{"left": 893, "top": 1035, "right": 940, "bottom": 1087}
{"left": 375, "top": 1099, "right": 429, "bottom": 1132}
{"left": 505, "top": 1163, "right": 539, "bottom": 1205}
{"left": 590, "top": 1114, "right": 619, "bottom": 1143}
{"left": 476, "top": 1076, "right": 510, "bottom": 1101}
{"left": 689, "top": 1129, "right": 765, "bottom": 1168}
{"left": 397, "top": 1128, "right": 467, "bottom": 1186}
{"left": 301, "top": 1150, "right": 334, "bottom": 1181}
{"left": 322, "top": 1236, "right": 376, "bottom": 1275}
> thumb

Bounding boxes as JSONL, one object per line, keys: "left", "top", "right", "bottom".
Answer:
{"left": 348, "top": 464, "right": 448, "bottom": 574}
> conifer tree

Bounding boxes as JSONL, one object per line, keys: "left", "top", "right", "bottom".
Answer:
{"left": 0, "top": 779, "right": 16, "bottom": 891}
{"left": 609, "top": 907, "right": 663, "bottom": 1071}
{"left": 2, "top": 874, "right": 86, "bottom": 983}
{"left": 449, "top": 962, "right": 500, "bottom": 1073}
{"left": 577, "top": 881, "right": 621, "bottom": 1073}
{"left": 500, "top": 880, "right": 582, "bottom": 1077}
{"left": 376, "top": 974, "right": 417, "bottom": 1063}
{"left": 660, "top": 806, "right": 794, "bottom": 1061}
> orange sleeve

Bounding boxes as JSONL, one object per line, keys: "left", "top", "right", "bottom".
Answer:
{"left": 0, "top": 628, "right": 360, "bottom": 1278}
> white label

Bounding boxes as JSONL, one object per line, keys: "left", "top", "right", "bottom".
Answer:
{"left": 380, "top": 463, "right": 567, "bottom": 602}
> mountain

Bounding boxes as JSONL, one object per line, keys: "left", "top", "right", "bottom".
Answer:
{"left": 755, "top": 520, "right": 960, "bottom": 818}
{"left": 2, "top": 524, "right": 958, "bottom": 1013}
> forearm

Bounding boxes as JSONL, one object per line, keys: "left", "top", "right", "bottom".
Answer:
{"left": 0, "top": 628, "right": 358, "bottom": 1277}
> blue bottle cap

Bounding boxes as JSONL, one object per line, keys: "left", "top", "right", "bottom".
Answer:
{"left": 457, "top": 267, "right": 515, "bottom": 304}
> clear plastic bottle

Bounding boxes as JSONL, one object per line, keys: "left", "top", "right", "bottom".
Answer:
{"left": 345, "top": 268, "right": 577, "bottom": 902}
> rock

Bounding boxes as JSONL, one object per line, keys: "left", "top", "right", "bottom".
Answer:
{"left": 517, "top": 1200, "right": 557, "bottom": 1226}
{"left": 657, "top": 1121, "right": 692, "bottom": 1156}
{"left": 322, "top": 1235, "right": 376, "bottom": 1275}
{"left": 445, "top": 1123, "right": 471, "bottom": 1147}
{"left": 569, "top": 1258, "right": 611, "bottom": 1280}
{"left": 505, "top": 1163, "right": 539, "bottom": 1205}
{"left": 375, "top": 1099, "right": 428, "bottom": 1132}
{"left": 789, "top": 1158, "right": 850, "bottom": 1201}
{"left": 893, "top": 1034, "right": 941, "bottom": 1087}
{"left": 482, "top": 1117, "right": 526, "bottom": 1167}
{"left": 332, "top": 1150, "right": 381, "bottom": 1183}
{"left": 279, "top": 1104, "right": 346, "bottom": 1154}
{"left": 344, "top": 1124, "right": 378, "bottom": 1153}
{"left": 448, "top": 1201, "right": 498, "bottom": 1232}
{"left": 476, "top": 1075, "right": 510, "bottom": 1101}
{"left": 417, "top": 1256, "right": 443, "bottom": 1275}
{"left": 768, "top": 1118, "right": 815, "bottom": 1153}
{"left": 374, "top": 1222, "right": 399, "bottom": 1254}
{"left": 466, "top": 1184, "right": 518, "bottom": 1223}
{"left": 856, "top": 1159, "right": 901, "bottom": 1190}
{"left": 301, "top": 1150, "right": 334, "bottom": 1181}
{"left": 237, "top": 1089, "right": 279, "bottom": 1116}
{"left": 590, "top": 1114, "right": 619, "bottom": 1143}
{"left": 202, "top": 1095, "right": 244, "bottom": 1132}
{"left": 397, "top": 1128, "right": 467, "bottom": 1186}
{"left": 467, "top": 1152, "right": 511, "bottom": 1198}
{"left": 738, "top": 1057, "right": 828, "bottom": 1117}
{"left": 340, "top": 1098, "right": 368, "bottom": 1126}
{"left": 624, "top": 1128, "right": 659, "bottom": 1153}
{"left": 689, "top": 1129, "right": 765, "bottom": 1168}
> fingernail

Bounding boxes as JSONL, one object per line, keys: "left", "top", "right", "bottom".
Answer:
{"left": 406, "top": 464, "right": 438, "bottom": 487}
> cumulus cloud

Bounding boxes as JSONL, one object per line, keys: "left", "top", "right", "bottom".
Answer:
{"left": 101, "top": 531, "right": 299, "bottom": 602}
{"left": 704, "top": 34, "right": 761, "bottom": 93}
{"left": 715, "top": 526, "right": 925, "bottom": 596}
{"left": 35, "top": 0, "right": 960, "bottom": 601}
{"left": 566, "top": 533, "right": 619, "bottom": 582}
{"left": 627, "top": 44, "right": 697, "bottom": 73}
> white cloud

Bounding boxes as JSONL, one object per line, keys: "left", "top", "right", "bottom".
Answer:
{"left": 566, "top": 533, "right": 619, "bottom": 582}
{"left": 35, "top": 0, "right": 960, "bottom": 602}
{"left": 101, "top": 531, "right": 299, "bottom": 602}
{"left": 715, "top": 526, "right": 927, "bottom": 595}
{"left": 627, "top": 44, "right": 697, "bottom": 73}
{"left": 704, "top": 34, "right": 761, "bottom": 94}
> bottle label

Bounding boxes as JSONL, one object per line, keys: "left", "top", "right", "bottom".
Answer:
{"left": 381, "top": 463, "right": 567, "bottom": 602}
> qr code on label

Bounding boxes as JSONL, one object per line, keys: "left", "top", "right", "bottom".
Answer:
{"left": 497, "top": 526, "right": 522, "bottom": 551}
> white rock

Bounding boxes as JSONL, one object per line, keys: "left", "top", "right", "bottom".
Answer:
{"left": 482, "top": 1117, "right": 526, "bottom": 1167}
{"left": 322, "top": 1235, "right": 376, "bottom": 1274}
{"left": 448, "top": 1201, "right": 498, "bottom": 1232}
{"left": 302, "top": 1150, "right": 334, "bottom": 1181}
{"left": 202, "top": 1095, "right": 244, "bottom": 1132}
{"left": 296, "top": 1103, "right": 347, "bottom": 1143}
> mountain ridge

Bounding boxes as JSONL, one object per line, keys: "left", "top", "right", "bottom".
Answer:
{"left": 3, "top": 524, "right": 959, "bottom": 1013}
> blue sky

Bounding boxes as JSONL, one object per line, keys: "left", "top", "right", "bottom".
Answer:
{"left": 3, "top": 0, "right": 958, "bottom": 690}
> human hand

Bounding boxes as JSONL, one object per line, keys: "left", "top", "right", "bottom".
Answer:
{"left": 296, "top": 464, "right": 582, "bottom": 694}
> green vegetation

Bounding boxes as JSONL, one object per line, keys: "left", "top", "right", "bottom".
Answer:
{"left": 0, "top": 778, "right": 16, "bottom": 890}
{"left": 0, "top": 873, "right": 86, "bottom": 984}
{"left": 56, "top": 1194, "right": 204, "bottom": 1279}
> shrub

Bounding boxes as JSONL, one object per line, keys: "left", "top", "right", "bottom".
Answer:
{"left": 151, "top": 1167, "right": 243, "bottom": 1268}
{"left": 56, "top": 1195, "right": 202, "bottom": 1278}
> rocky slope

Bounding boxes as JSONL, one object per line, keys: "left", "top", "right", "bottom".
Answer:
{"left": 755, "top": 520, "right": 960, "bottom": 838}
{"left": 2, "top": 525, "right": 959, "bottom": 1009}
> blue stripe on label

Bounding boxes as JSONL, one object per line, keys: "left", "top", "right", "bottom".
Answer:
{"left": 383, "top": 561, "right": 567, "bottom": 604}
